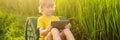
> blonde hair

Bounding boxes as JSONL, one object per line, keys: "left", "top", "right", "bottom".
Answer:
{"left": 39, "top": 0, "right": 55, "bottom": 13}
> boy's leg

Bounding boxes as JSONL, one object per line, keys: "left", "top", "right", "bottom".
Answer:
{"left": 60, "top": 31, "right": 66, "bottom": 40}
{"left": 51, "top": 28, "right": 61, "bottom": 40}
{"left": 45, "top": 32, "right": 53, "bottom": 40}
{"left": 63, "top": 29, "right": 75, "bottom": 40}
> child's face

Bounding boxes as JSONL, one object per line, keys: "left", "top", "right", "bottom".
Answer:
{"left": 41, "top": 4, "right": 55, "bottom": 16}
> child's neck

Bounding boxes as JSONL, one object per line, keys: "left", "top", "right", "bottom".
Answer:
{"left": 43, "top": 14, "right": 52, "bottom": 18}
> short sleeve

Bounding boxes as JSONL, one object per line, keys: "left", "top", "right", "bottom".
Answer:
{"left": 37, "top": 18, "right": 44, "bottom": 29}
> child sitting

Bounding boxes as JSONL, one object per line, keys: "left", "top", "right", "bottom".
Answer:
{"left": 37, "top": 0, "right": 75, "bottom": 40}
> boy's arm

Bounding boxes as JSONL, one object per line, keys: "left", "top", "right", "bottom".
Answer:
{"left": 39, "top": 25, "right": 52, "bottom": 36}
{"left": 37, "top": 18, "right": 50, "bottom": 35}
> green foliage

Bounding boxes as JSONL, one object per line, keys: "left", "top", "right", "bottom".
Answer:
{"left": 54, "top": 0, "right": 120, "bottom": 40}
{"left": 0, "top": 11, "right": 24, "bottom": 40}
{"left": 0, "top": 0, "right": 120, "bottom": 40}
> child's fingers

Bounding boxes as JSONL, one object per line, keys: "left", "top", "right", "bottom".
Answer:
{"left": 65, "top": 23, "right": 71, "bottom": 29}
{"left": 49, "top": 25, "right": 52, "bottom": 28}
{"left": 46, "top": 25, "right": 52, "bottom": 31}
{"left": 68, "top": 23, "right": 71, "bottom": 27}
{"left": 48, "top": 25, "right": 52, "bottom": 29}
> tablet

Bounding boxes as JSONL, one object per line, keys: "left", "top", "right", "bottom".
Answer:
{"left": 51, "top": 20, "right": 70, "bottom": 29}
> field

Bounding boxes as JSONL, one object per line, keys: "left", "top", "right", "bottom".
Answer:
{"left": 0, "top": 0, "right": 120, "bottom": 40}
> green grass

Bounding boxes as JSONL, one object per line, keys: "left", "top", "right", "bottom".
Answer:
{"left": 54, "top": 0, "right": 120, "bottom": 40}
{"left": 0, "top": 0, "right": 120, "bottom": 40}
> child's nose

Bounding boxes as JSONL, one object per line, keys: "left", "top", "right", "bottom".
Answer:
{"left": 49, "top": 8, "right": 53, "bottom": 11}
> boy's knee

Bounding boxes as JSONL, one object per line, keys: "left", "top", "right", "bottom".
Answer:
{"left": 63, "top": 29, "right": 72, "bottom": 34}
{"left": 45, "top": 32, "right": 53, "bottom": 40}
{"left": 51, "top": 28, "right": 59, "bottom": 32}
{"left": 63, "top": 29, "right": 70, "bottom": 32}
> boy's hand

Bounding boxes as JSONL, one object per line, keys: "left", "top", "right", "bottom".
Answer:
{"left": 65, "top": 23, "right": 71, "bottom": 29}
{"left": 46, "top": 25, "right": 52, "bottom": 31}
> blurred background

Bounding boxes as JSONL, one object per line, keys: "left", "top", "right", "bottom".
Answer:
{"left": 0, "top": 0, "right": 120, "bottom": 40}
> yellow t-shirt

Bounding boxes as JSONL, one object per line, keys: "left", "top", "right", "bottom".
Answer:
{"left": 37, "top": 15, "right": 59, "bottom": 40}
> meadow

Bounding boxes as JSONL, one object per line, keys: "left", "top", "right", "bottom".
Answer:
{"left": 0, "top": 0, "right": 120, "bottom": 40}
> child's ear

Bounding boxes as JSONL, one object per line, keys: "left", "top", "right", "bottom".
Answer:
{"left": 53, "top": 5, "right": 56, "bottom": 10}
{"left": 38, "top": 7, "right": 42, "bottom": 13}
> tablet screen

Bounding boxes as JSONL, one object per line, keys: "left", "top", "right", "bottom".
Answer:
{"left": 51, "top": 20, "right": 69, "bottom": 29}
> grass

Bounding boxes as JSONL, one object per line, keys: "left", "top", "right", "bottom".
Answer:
{"left": 54, "top": 0, "right": 120, "bottom": 40}
{"left": 0, "top": 0, "right": 120, "bottom": 40}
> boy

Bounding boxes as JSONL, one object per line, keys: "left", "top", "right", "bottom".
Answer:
{"left": 37, "top": 0, "right": 75, "bottom": 40}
